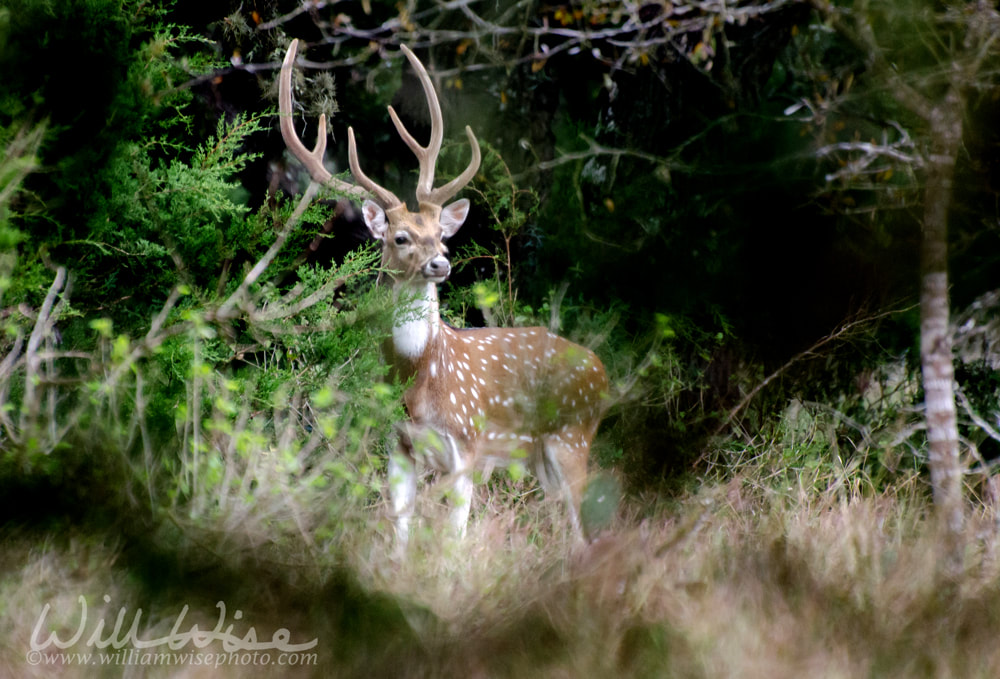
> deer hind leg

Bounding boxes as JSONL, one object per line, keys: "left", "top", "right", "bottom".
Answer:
{"left": 538, "top": 434, "right": 589, "bottom": 542}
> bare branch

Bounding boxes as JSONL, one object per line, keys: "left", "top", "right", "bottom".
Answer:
{"left": 249, "top": 268, "right": 367, "bottom": 322}
{"left": 818, "top": 128, "right": 924, "bottom": 183}
{"left": 20, "top": 267, "right": 68, "bottom": 432}
{"left": 217, "top": 183, "right": 320, "bottom": 319}
{"left": 956, "top": 385, "right": 1000, "bottom": 445}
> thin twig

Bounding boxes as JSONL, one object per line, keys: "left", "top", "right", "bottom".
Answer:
{"left": 699, "top": 304, "right": 917, "bottom": 464}
{"left": 21, "top": 267, "right": 68, "bottom": 432}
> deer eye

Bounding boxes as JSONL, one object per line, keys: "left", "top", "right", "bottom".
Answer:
{"left": 394, "top": 233, "right": 409, "bottom": 245}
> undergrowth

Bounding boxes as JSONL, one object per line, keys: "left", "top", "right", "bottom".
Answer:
{"left": 4, "top": 466, "right": 1000, "bottom": 678}
{"left": 3, "top": 13, "right": 1000, "bottom": 677}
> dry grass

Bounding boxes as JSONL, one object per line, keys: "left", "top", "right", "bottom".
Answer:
{"left": 4, "top": 471, "right": 1000, "bottom": 679}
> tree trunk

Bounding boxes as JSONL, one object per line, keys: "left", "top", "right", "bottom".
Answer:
{"left": 920, "top": 90, "right": 965, "bottom": 557}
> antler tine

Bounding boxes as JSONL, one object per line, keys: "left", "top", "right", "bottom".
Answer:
{"left": 280, "top": 41, "right": 333, "bottom": 186}
{"left": 425, "top": 125, "right": 481, "bottom": 206}
{"left": 389, "top": 45, "right": 443, "bottom": 203}
{"left": 389, "top": 45, "right": 481, "bottom": 206}
{"left": 347, "top": 127, "right": 403, "bottom": 209}
{"left": 279, "top": 40, "right": 383, "bottom": 201}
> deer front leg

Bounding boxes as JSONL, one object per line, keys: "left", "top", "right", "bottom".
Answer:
{"left": 450, "top": 470, "right": 474, "bottom": 538}
{"left": 396, "top": 420, "right": 473, "bottom": 539}
{"left": 421, "top": 427, "right": 473, "bottom": 538}
{"left": 388, "top": 432, "right": 417, "bottom": 552}
{"left": 436, "top": 432, "right": 473, "bottom": 538}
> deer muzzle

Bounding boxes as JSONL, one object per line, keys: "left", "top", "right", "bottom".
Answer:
{"left": 422, "top": 255, "right": 451, "bottom": 283}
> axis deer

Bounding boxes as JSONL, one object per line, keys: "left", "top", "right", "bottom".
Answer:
{"left": 278, "top": 40, "right": 608, "bottom": 547}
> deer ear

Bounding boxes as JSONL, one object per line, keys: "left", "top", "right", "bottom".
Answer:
{"left": 439, "top": 198, "right": 470, "bottom": 239}
{"left": 362, "top": 200, "right": 388, "bottom": 240}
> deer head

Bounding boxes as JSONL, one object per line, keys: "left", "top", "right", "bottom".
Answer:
{"left": 279, "top": 40, "right": 480, "bottom": 289}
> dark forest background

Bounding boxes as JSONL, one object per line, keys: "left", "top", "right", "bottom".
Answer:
{"left": 1, "top": 1, "right": 999, "bottom": 676}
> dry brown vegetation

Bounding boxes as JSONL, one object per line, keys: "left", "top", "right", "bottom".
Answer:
{"left": 5, "top": 464, "right": 1000, "bottom": 678}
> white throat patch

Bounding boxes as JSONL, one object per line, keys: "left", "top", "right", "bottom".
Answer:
{"left": 392, "top": 282, "right": 438, "bottom": 361}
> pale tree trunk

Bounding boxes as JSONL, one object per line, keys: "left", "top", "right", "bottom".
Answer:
{"left": 920, "top": 88, "right": 965, "bottom": 555}
{"left": 816, "top": 0, "right": 999, "bottom": 565}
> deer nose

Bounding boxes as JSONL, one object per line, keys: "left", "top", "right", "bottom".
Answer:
{"left": 423, "top": 256, "right": 451, "bottom": 281}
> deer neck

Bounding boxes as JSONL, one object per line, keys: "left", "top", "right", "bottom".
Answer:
{"left": 390, "top": 279, "right": 441, "bottom": 365}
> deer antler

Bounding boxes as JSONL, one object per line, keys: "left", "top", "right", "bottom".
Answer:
{"left": 279, "top": 40, "right": 478, "bottom": 210}
{"left": 388, "top": 45, "right": 481, "bottom": 207}
{"left": 279, "top": 39, "right": 400, "bottom": 208}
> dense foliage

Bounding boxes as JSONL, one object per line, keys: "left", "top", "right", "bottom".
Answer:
{"left": 1, "top": 0, "right": 998, "bottom": 675}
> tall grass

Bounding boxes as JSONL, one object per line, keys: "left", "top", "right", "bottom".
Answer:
{"left": 4, "top": 453, "right": 1000, "bottom": 678}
